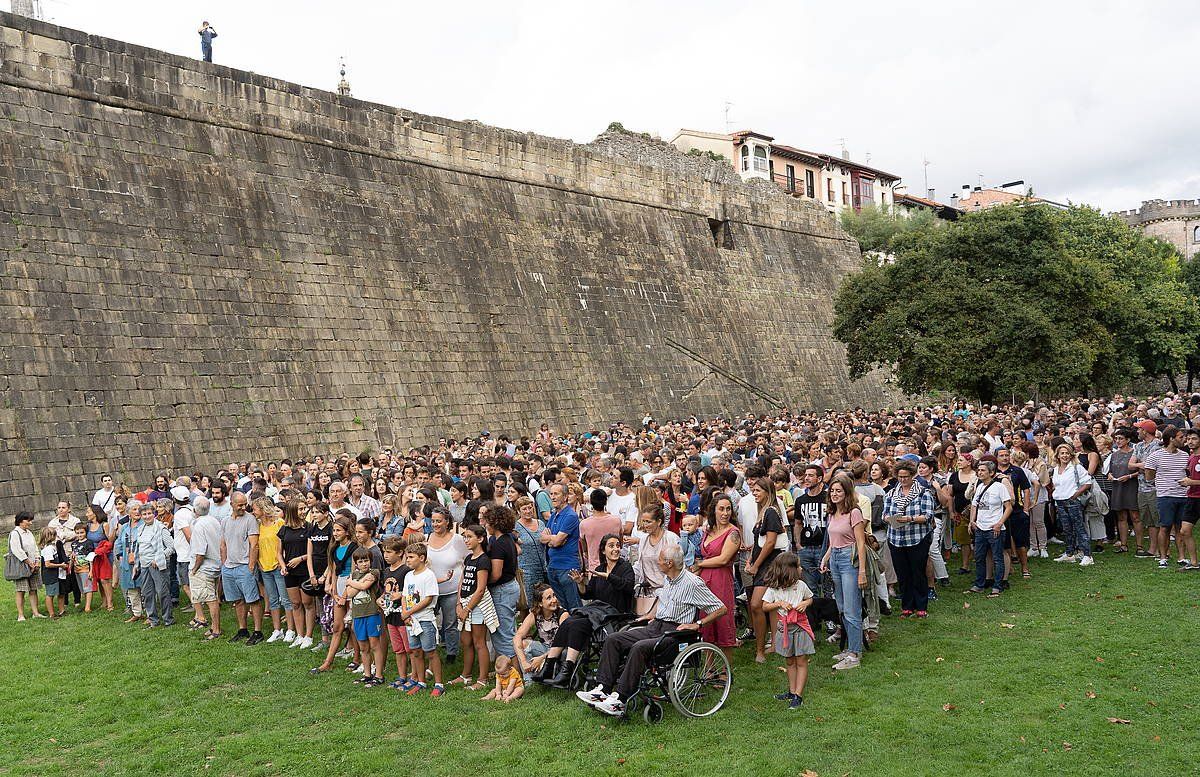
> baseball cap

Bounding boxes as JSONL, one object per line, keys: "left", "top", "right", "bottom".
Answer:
{"left": 1133, "top": 420, "right": 1158, "bottom": 434}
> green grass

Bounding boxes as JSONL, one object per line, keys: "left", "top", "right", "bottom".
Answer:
{"left": 1, "top": 549, "right": 1197, "bottom": 777}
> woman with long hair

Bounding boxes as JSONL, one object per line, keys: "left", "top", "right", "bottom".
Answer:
{"left": 745, "top": 477, "right": 786, "bottom": 663}
{"left": 426, "top": 506, "right": 468, "bottom": 663}
{"left": 311, "top": 514, "right": 357, "bottom": 674}
{"left": 820, "top": 474, "right": 867, "bottom": 670}
{"left": 253, "top": 497, "right": 295, "bottom": 644}
{"left": 279, "top": 498, "right": 313, "bottom": 648}
{"left": 694, "top": 492, "right": 740, "bottom": 658}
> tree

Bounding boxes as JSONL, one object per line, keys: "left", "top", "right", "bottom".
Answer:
{"left": 840, "top": 202, "right": 939, "bottom": 255}
{"left": 1180, "top": 255, "right": 1200, "bottom": 391}
{"left": 833, "top": 203, "right": 1200, "bottom": 403}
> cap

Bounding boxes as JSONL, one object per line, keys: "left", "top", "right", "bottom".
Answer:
{"left": 1133, "top": 420, "right": 1158, "bottom": 434}
{"left": 169, "top": 485, "right": 190, "bottom": 503}
{"left": 899, "top": 453, "right": 921, "bottom": 463}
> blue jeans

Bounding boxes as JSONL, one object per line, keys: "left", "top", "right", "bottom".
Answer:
{"left": 1055, "top": 499, "right": 1089, "bottom": 556}
{"left": 548, "top": 568, "right": 582, "bottom": 613}
{"left": 260, "top": 567, "right": 292, "bottom": 612}
{"left": 973, "top": 527, "right": 1007, "bottom": 591}
{"left": 489, "top": 579, "right": 520, "bottom": 658}
{"left": 829, "top": 547, "right": 863, "bottom": 654}
{"left": 433, "top": 593, "right": 460, "bottom": 658}
{"left": 797, "top": 546, "right": 825, "bottom": 599}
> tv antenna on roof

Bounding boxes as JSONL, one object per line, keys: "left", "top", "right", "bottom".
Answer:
{"left": 723, "top": 101, "right": 733, "bottom": 132}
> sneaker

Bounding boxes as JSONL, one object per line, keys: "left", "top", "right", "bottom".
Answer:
{"left": 312, "top": 641, "right": 330, "bottom": 653}
{"left": 576, "top": 685, "right": 608, "bottom": 705}
{"left": 1183, "top": 563, "right": 1200, "bottom": 572}
{"left": 429, "top": 684, "right": 445, "bottom": 698}
{"left": 966, "top": 586, "right": 985, "bottom": 594}
{"left": 291, "top": 636, "right": 312, "bottom": 649}
{"left": 1177, "top": 559, "right": 1188, "bottom": 567}
{"left": 1078, "top": 556, "right": 1094, "bottom": 567}
{"left": 1048, "top": 537, "right": 1065, "bottom": 545}
{"left": 335, "top": 648, "right": 353, "bottom": 659}
{"left": 774, "top": 691, "right": 796, "bottom": 701}
{"left": 832, "top": 654, "right": 861, "bottom": 671}
{"left": 246, "top": 631, "right": 264, "bottom": 646}
{"left": 1039, "top": 549, "right": 1050, "bottom": 558}
{"left": 1053, "top": 553, "right": 1077, "bottom": 563}
{"left": 927, "top": 588, "right": 939, "bottom": 602}
{"left": 406, "top": 682, "right": 427, "bottom": 696}
{"left": 230, "top": 629, "right": 249, "bottom": 643}
{"left": 915, "top": 610, "right": 928, "bottom": 618}
{"left": 283, "top": 630, "right": 297, "bottom": 643}
{"left": 788, "top": 695, "right": 804, "bottom": 710}
{"left": 832, "top": 650, "right": 851, "bottom": 662}
{"left": 1158, "top": 558, "right": 1169, "bottom": 569}
{"left": 266, "top": 629, "right": 284, "bottom": 643}
{"left": 594, "top": 694, "right": 626, "bottom": 716}
{"left": 1134, "top": 549, "right": 1153, "bottom": 558}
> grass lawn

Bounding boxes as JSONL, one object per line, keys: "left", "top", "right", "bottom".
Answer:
{"left": 1, "top": 547, "right": 1197, "bottom": 777}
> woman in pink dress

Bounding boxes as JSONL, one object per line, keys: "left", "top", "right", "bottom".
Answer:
{"left": 693, "top": 492, "right": 741, "bottom": 659}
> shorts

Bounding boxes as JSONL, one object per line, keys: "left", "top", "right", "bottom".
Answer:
{"left": 464, "top": 604, "right": 486, "bottom": 626}
{"left": 284, "top": 572, "right": 307, "bottom": 589}
{"left": 176, "top": 562, "right": 191, "bottom": 587}
{"left": 1157, "top": 496, "right": 1189, "bottom": 528}
{"left": 387, "top": 623, "right": 412, "bottom": 653}
{"left": 44, "top": 579, "right": 61, "bottom": 597}
{"left": 1190, "top": 498, "right": 1200, "bottom": 525}
{"left": 191, "top": 572, "right": 219, "bottom": 603}
{"left": 407, "top": 622, "right": 439, "bottom": 652}
{"left": 76, "top": 571, "right": 92, "bottom": 594}
{"left": 353, "top": 613, "right": 383, "bottom": 641}
{"left": 774, "top": 623, "right": 815, "bottom": 658}
{"left": 1007, "top": 511, "right": 1030, "bottom": 550}
{"left": 1138, "top": 491, "right": 1160, "bottom": 526}
{"left": 221, "top": 564, "right": 262, "bottom": 603}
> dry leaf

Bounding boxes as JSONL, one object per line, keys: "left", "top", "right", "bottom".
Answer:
{"left": 802, "top": 771, "right": 819, "bottom": 777}
{"left": 1096, "top": 657, "right": 1105, "bottom": 663}
{"left": 1114, "top": 594, "right": 1125, "bottom": 599}
{"left": 943, "top": 703, "right": 956, "bottom": 711}
{"left": 935, "top": 656, "right": 945, "bottom": 663}
{"left": 963, "top": 602, "right": 971, "bottom": 609}
{"left": 1107, "top": 718, "right": 1132, "bottom": 725}
{"left": 1062, "top": 742, "right": 1073, "bottom": 750}
{"left": 616, "top": 758, "right": 626, "bottom": 766}
{"left": 1085, "top": 691, "right": 1097, "bottom": 699}
{"left": 1000, "top": 623, "right": 1016, "bottom": 629}
{"left": 1058, "top": 703, "right": 1067, "bottom": 710}
{"left": 1147, "top": 701, "right": 1158, "bottom": 707}
{"left": 1019, "top": 736, "right": 1026, "bottom": 743}
{"left": 1153, "top": 735, "right": 1161, "bottom": 742}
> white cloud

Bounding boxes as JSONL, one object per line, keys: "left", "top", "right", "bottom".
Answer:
{"left": 14, "top": 0, "right": 1198, "bottom": 210}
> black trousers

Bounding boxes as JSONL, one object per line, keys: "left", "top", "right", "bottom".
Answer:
{"left": 597, "top": 621, "right": 676, "bottom": 700}
{"left": 552, "top": 615, "right": 594, "bottom": 653}
{"left": 890, "top": 533, "right": 933, "bottom": 612}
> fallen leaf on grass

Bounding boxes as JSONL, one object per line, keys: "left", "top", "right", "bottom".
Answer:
{"left": 1095, "top": 657, "right": 1105, "bottom": 663}
{"left": 1058, "top": 704, "right": 1067, "bottom": 710}
{"left": 616, "top": 758, "right": 626, "bottom": 766}
{"left": 1146, "top": 700, "right": 1158, "bottom": 707}
{"left": 1019, "top": 736, "right": 1026, "bottom": 743}
{"left": 801, "top": 771, "right": 819, "bottom": 777}
{"left": 963, "top": 602, "right": 970, "bottom": 609}
{"left": 1107, "top": 718, "right": 1132, "bottom": 725}
{"left": 1000, "top": 623, "right": 1016, "bottom": 629}
{"left": 1153, "top": 735, "right": 1161, "bottom": 742}
{"left": 942, "top": 703, "right": 957, "bottom": 711}
{"left": 1114, "top": 594, "right": 1125, "bottom": 599}
{"left": 935, "top": 656, "right": 944, "bottom": 663}
{"left": 1085, "top": 691, "right": 1097, "bottom": 699}
{"left": 1062, "top": 742, "right": 1073, "bottom": 751}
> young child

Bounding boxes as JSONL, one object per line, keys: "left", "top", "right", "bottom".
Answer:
{"left": 679, "top": 514, "right": 703, "bottom": 568}
{"left": 760, "top": 552, "right": 815, "bottom": 710}
{"left": 453, "top": 524, "right": 491, "bottom": 690}
{"left": 72, "top": 523, "right": 96, "bottom": 613}
{"left": 377, "top": 537, "right": 413, "bottom": 691}
{"left": 342, "top": 548, "right": 383, "bottom": 687}
{"left": 39, "top": 526, "right": 69, "bottom": 618}
{"left": 400, "top": 542, "right": 445, "bottom": 698}
{"left": 482, "top": 654, "right": 524, "bottom": 703}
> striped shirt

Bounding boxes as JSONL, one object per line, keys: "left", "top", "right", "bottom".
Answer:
{"left": 1145, "top": 447, "right": 1191, "bottom": 499}
{"left": 654, "top": 569, "right": 723, "bottom": 624}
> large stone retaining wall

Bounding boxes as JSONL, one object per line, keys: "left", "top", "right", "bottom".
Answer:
{"left": 0, "top": 12, "right": 891, "bottom": 515}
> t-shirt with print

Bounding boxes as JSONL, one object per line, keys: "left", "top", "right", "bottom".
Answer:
{"left": 307, "top": 520, "right": 332, "bottom": 579}
{"left": 793, "top": 489, "right": 827, "bottom": 548}
{"left": 349, "top": 567, "right": 380, "bottom": 620}
{"left": 973, "top": 479, "right": 1011, "bottom": 531}
{"left": 460, "top": 552, "right": 486, "bottom": 600}
{"left": 380, "top": 563, "right": 410, "bottom": 627}
{"left": 73, "top": 538, "right": 95, "bottom": 574}
{"left": 1187, "top": 454, "right": 1200, "bottom": 500}
{"left": 402, "top": 567, "right": 439, "bottom": 623}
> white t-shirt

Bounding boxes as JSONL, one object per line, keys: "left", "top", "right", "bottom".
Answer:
{"left": 189, "top": 514, "right": 222, "bottom": 576}
{"left": 763, "top": 580, "right": 815, "bottom": 609}
{"left": 402, "top": 567, "right": 439, "bottom": 624}
{"left": 91, "top": 488, "right": 118, "bottom": 519}
{"left": 972, "top": 479, "right": 1010, "bottom": 530}
{"left": 736, "top": 493, "right": 758, "bottom": 559}
{"left": 173, "top": 506, "right": 195, "bottom": 562}
{"left": 607, "top": 489, "right": 638, "bottom": 532}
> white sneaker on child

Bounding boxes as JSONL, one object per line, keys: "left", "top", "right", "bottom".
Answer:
{"left": 266, "top": 629, "right": 284, "bottom": 643}
{"left": 283, "top": 630, "right": 297, "bottom": 643}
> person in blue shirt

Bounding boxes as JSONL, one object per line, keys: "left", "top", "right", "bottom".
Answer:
{"left": 541, "top": 483, "right": 582, "bottom": 611}
{"left": 198, "top": 21, "right": 217, "bottom": 62}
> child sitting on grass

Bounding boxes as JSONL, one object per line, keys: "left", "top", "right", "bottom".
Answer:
{"left": 760, "top": 552, "right": 815, "bottom": 710}
{"left": 39, "top": 526, "right": 69, "bottom": 618}
{"left": 343, "top": 549, "right": 384, "bottom": 687}
{"left": 482, "top": 654, "right": 524, "bottom": 703}
{"left": 377, "top": 537, "right": 413, "bottom": 691}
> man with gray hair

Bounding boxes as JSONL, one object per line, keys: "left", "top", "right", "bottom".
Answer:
{"left": 328, "top": 481, "right": 361, "bottom": 520}
{"left": 578, "top": 541, "right": 726, "bottom": 716}
{"left": 189, "top": 496, "right": 222, "bottom": 637}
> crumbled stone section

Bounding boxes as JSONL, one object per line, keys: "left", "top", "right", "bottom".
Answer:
{"left": 0, "top": 11, "right": 894, "bottom": 517}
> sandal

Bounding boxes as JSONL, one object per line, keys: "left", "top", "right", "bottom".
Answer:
{"left": 310, "top": 665, "right": 331, "bottom": 675}
{"left": 1022, "top": 571, "right": 1032, "bottom": 579}
{"left": 447, "top": 675, "right": 470, "bottom": 686}
{"left": 189, "top": 619, "right": 209, "bottom": 631}
{"left": 204, "top": 631, "right": 223, "bottom": 641}
{"left": 468, "top": 681, "right": 488, "bottom": 691}
{"left": 345, "top": 662, "right": 361, "bottom": 673}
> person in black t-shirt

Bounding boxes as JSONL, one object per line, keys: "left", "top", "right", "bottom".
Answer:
{"left": 484, "top": 504, "right": 521, "bottom": 665}
{"left": 792, "top": 464, "right": 829, "bottom": 599}
{"left": 454, "top": 524, "right": 491, "bottom": 689}
{"left": 378, "top": 537, "right": 413, "bottom": 689}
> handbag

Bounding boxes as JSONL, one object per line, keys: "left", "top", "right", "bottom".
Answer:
{"left": 4, "top": 551, "right": 28, "bottom": 581}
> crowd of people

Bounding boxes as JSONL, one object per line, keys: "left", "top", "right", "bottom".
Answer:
{"left": 6, "top": 393, "right": 1200, "bottom": 715}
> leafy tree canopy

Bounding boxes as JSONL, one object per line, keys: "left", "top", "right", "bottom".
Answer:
{"left": 833, "top": 203, "right": 1200, "bottom": 403}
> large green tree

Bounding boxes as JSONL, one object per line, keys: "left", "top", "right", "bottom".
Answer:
{"left": 833, "top": 203, "right": 1200, "bottom": 403}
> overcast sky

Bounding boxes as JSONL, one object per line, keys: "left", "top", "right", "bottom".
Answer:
{"left": 12, "top": 0, "right": 1198, "bottom": 211}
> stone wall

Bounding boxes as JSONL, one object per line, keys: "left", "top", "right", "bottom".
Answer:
{"left": 1115, "top": 199, "right": 1200, "bottom": 261}
{"left": 0, "top": 11, "right": 891, "bottom": 516}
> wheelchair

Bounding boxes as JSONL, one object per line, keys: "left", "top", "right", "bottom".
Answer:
{"left": 565, "top": 610, "right": 640, "bottom": 692}
{"left": 616, "top": 626, "right": 733, "bottom": 722}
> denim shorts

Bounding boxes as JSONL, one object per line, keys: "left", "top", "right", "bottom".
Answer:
{"left": 407, "top": 621, "right": 438, "bottom": 652}
{"left": 176, "top": 561, "right": 191, "bottom": 587}
{"left": 353, "top": 613, "right": 382, "bottom": 641}
{"left": 1158, "top": 496, "right": 1190, "bottom": 528}
{"left": 44, "top": 579, "right": 61, "bottom": 597}
{"left": 221, "top": 563, "right": 262, "bottom": 603}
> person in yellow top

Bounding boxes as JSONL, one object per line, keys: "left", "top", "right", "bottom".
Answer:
{"left": 252, "top": 498, "right": 296, "bottom": 643}
{"left": 482, "top": 654, "right": 525, "bottom": 702}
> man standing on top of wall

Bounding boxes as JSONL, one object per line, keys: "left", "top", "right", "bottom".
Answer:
{"left": 198, "top": 21, "right": 217, "bottom": 62}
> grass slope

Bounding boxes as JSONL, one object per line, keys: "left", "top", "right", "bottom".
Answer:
{"left": 1, "top": 549, "right": 1196, "bottom": 777}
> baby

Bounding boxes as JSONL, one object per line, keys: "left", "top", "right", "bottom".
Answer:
{"left": 679, "top": 514, "right": 703, "bottom": 568}
{"left": 482, "top": 654, "right": 524, "bottom": 703}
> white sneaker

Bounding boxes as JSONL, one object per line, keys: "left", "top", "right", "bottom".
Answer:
{"left": 576, "top": 685, "right": 608, "bottom": 705}
{"left": 833, "top": 654, "right": 861, "bottom": 671}
{"left": 1078, "top": 556, "right": 1095, "bottom": 567}
{"left": 266, "top": 629, "right": 284, "bottom": 643}
{"left": 283, "top": 630, "right": 297, "bottom": 644}
{"left": 1053, "top": 553, "right": 1077, "bottom": 563}
{"left": 832, "top": 650, "right": 851, "bottom": 662}
{"left": 594, "top": 693, "right": 626, "bottom": 716}
{"left": 291, "top": 636, "right": 311, "bottom": 649}
{"left": 1048, "top": 537, "right": 1065, "bottom": 545}
{"left": 1040, "top": 550, "right": 1050, "bottom": 558}
{"left": 354, "top": 664, "right": 366, "bottom": 674}
{"left": 335, "top": 648, "right": 353, "bottom": 659}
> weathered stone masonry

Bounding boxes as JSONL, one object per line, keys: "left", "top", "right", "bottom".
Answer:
{"left": 0, "top": 12, "right": 890, "bottom": 516}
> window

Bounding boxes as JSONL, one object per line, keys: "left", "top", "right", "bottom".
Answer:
{"left": 769, "top": 159, "right": 775, "bottom": 179}
{"left": 785, "top": 164, "right": 796, "bottom": 192}
{"left": 842, "top": 181, "right": 849, "bottom": 205}
{"left": 740, "top": 145, "right": 749, "bottom": 172}
{"left": 1194, "top": 225, "right": 1200, "bottom": 243}
{"left": 827, "top": 178, "right": 835, "bottom": 202}
{"left": 753, "top": 145, "right": 769, "bottom": 173}
{"left": 805, "top": 169, "right": 815, "bottom": 198}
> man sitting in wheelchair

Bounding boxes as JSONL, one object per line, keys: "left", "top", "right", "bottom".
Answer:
{"left": 577, "top": 541, "right": 726, "bottom": 716}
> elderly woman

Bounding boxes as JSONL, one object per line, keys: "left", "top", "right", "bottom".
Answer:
{"left": 883, "top": 460, "right": 937, "bottom": 618}
{"left": 7, "top": 512, "right": 45, "bottom": 620}
{"left": 633, "top": 503, "right": 680, "bottom": 616}
{"left": 115, "top": 500, "right": 145, "bottom": 621}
